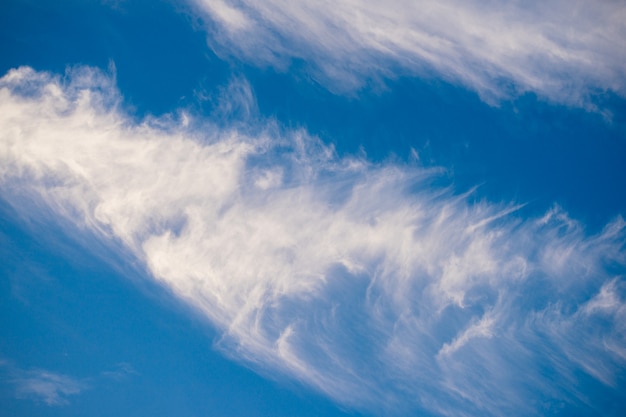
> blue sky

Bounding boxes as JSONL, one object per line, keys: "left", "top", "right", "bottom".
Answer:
{"left": 1, "top": 1, "right": 625, "bottom": 416}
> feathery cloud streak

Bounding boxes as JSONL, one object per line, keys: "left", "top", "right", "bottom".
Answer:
{"left": 0, "top": 361, "right": 88, "bottom": 406}
{"left": 13, "top": 371, "right": 86, "bottom": 406}
{"left": 191, "top": 0, "right": 626, "bottom": 105}
{"left": 1, "top": 67, "right": 625, "bottom": 416}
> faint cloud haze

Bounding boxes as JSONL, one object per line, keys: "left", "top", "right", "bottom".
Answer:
{"left": 0, "top": 361, "right": 87, "bottom": 406}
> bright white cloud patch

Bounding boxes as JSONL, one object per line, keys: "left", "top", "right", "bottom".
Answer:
{"left": 1, "top": 67, "right": 625, "bottom": 416}
{"left": 191, "top": 0, "right": 626, "bottom": 106}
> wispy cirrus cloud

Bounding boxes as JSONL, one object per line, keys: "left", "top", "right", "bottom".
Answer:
{"left": 0, "top": 66, "right": 625, "bottom": 416}
{"left": 0, "top": 362, "right": 88, "bottom": 406}
{"left": 0, "top": 359, "right": 140, "bottom": 406}
{"left": 101, "top": 362, "right": 138, "bottom": 381}
{"left": 190, "top": 0, "right": 626, "bottom": 106}
{"left": 13, "top": 370, "right": 86, "bottom": 406}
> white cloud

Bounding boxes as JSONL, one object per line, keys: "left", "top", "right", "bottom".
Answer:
{"left": 11, "top": 368, "right": 87, "bottom": 406}
{"left": 191, "top": 0, "right": 626, "bottom": 106}
{"left": 101, "top": 362, "right": 138, "bottom": 381}
{"left": 437, "top": 312, "right": 495, "bottom": 358}
{"left": 1, "top": 66, "right": 625, "bottom": 416}
{"left": 0, "top": 359, "right": 137, "bottom": 406}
